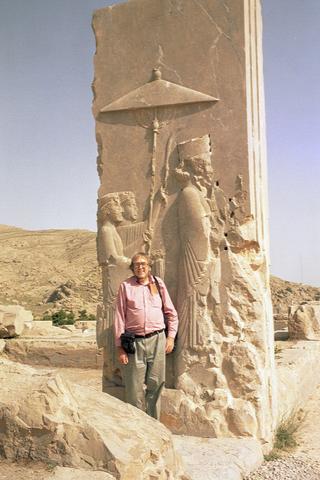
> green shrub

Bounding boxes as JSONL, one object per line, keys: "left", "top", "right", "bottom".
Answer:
{"left": 274, "top": 417, "right": 299, "bottom": 450}
{"left": 264, "top": 410, "right": 304, "bottom": 461}
{"left": 47, "top": 309, "right": 75, "bottom": 326}
{"left": 42, "top": 309, "right": 95, "bottom": 325}
{"left": 264, "top": 450, "right": 280, "bottom": 462}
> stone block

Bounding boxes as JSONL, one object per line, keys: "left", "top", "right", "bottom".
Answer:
{"left": 5, "top": 336, "right": 101, "bottom": 369}
{"left": 0, "top": 304, "right": 32, "bottom": 338}
{"left": 288, "top": 302, "right": 320, "bottom": 340}
{"left": 276, "top": 340, "right": 320, "bottom": 422}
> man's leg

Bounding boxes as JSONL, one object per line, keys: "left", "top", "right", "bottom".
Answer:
{"left": 145, "top": 331, "right": 166, "bottom": 419}
{"left": 122, "top": 338, "right": 147, "bottom": 412}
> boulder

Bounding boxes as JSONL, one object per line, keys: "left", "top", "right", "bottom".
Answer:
{"left": 0, "top": 358, "right": 187, "bottom": 480}
{"left": 0, "top": 304, "right": 32, "bottom": 338}
{"left": 288, "top": 302, "right": 320, "bottom": 340}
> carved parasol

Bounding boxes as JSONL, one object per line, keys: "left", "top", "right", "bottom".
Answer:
{"left": 100, "top": 67, "right": 218, "bottom": 253}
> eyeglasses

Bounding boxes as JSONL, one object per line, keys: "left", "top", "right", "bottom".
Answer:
{"left": 133, "top": 262, "right": 148, "bottom": 268}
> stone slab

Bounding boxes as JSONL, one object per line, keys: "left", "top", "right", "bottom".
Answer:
{"left": 173, "top": 436, "right": 263, "bottom": 480}
{"left": 276, "top": 340, "right": 320, "bottom": 421}
{"left": 5, "top": 335, "right": 102, "bottom": 369}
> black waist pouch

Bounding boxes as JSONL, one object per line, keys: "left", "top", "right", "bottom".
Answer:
{"left": 120, "top": 331, "right": 136, "bottom": 354}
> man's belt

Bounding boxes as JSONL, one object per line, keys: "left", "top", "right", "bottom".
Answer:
{"left": 135, "top": 328, "right": 165, "bottom": 339}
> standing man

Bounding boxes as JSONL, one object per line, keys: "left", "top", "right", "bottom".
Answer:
{"left": 114, "top": 252, "right": 178, "bottom": 419}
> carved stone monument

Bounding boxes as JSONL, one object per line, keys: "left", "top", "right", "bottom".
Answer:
{"left": 93, "top": 0, "right": 277, "bottom": 445}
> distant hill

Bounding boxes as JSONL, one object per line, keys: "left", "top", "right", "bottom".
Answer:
{"left": 1, "top": 225, "right": 319, "bottom": 323}
{"left": 0, "top": 225, "right": 101, "bottom": 318}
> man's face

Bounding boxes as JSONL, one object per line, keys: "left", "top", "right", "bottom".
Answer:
{"left": 132, "top": 256, "right": 150, "bottom": 282}
{"left": 123, "top": 201, "right": 138, "bottom": 222}
{"left": 108, "top": 199, "right": 123, "bottom": 223}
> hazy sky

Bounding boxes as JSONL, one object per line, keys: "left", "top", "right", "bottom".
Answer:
{"left": 1, "top": 0, "right": 319, "bottom": 286}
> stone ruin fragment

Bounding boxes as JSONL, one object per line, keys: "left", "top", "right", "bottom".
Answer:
{"left": 93, "top": 0, "right": 277, "bottom": 445}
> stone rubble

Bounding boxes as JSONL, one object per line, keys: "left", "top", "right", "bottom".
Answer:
{"left": 288, "top": 301, "right": 320, "bottom": 340}
{"left": 244, "top": 456, "right": 320, "bottom": 480}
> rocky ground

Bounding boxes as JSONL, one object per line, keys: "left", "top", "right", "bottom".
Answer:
{"left": 2, "top": 363, "right": 320, "bottom": 480}
{"left": 245, "top": 383, "right": 320, "bottom": 480}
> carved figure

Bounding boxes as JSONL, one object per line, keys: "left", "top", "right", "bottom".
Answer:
{"left": 119, "top": 191, "right": 139, "bottom": 224}
{"left": 97, "top": 192, "right": 129, "bottom": 267}
{"left": 117, "top": 191, "right": 145, "bottom": 257}
{"left": 175, "top": 135, "right": 214, "bottom": 353}
{"left": 96, "top": 193, "right": 130, "bottom": 387}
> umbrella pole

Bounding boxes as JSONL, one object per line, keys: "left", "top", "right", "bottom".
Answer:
{"left": 146, "top": 113, "right": 159, "bottom": 254}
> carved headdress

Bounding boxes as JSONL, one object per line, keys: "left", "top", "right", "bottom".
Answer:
{"left": 178, "top": 134, "right": 211, "bottom": 162}
{"left": 118, "top": 191, "right": 136, "bottom": 206}
{"left": 97, "top": 193, "right": 122, "bottom": 223}
{"left": 98, "top": 192, "right": 120, "bottom": 209}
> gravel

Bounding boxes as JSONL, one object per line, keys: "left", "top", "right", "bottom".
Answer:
{"left": 244, "top": 455, "right": 320, "bottom": 480}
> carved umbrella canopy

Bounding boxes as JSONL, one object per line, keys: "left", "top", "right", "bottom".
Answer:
{"left": 100, "top": 67, "right": 218, "bottom": 252}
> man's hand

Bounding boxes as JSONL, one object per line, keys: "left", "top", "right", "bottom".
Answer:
{"left": 165, "top": 337, "right": 175, "bottom": 354}
{"left": 117, "top": 347, "right": 129, "bottom": 365}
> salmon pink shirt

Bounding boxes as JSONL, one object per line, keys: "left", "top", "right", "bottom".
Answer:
{"left": 114, "top": 275, "right": 178, "bottom": 347}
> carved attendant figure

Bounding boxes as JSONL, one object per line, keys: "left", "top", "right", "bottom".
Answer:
{"left": 96, "top": 193, "right": 130, "bottom": 388}
{"left": 117, "top": 191, "right": 145, "bottom": 257}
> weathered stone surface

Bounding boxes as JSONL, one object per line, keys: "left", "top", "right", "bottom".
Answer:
{"left": 0, "top": 339, "right": 5, "bottom": 354}
{"left": 93, "top": 0, "right": 276, "bottom": 444}
{"left": 173, "top": 436, "right": 263, "bottom": 480}
{"left": 288, "top": 302, "right": 320, "bottom": 340}
{"left": 0, "top": 304, "right": 32, "bottom": 338}
{"left": 276, "top": 340, "right": 320, "bottom": 422}
{"left": 0, "top": 358, "right": 186, "bottom": 479}
{"left": 51, "top": 467, "right": 115, "bottom": 479}
{"left": 5, "top": 332, "right": 102, "bottom": 369}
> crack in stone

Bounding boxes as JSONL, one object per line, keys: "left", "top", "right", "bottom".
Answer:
{"left": 157, "top": 44, "right": 184, "bottom": 84}
{"left": 191, "top": 0, "right": 243, "bottom": 70}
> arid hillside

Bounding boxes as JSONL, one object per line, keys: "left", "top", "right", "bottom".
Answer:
{"left": 1, "top": 225, "right": 319, "bottom": 322}
{"left": 0, "top": 225, "right": 101, "bottom": 318}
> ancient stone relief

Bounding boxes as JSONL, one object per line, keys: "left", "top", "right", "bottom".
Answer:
{"left": 94, "top": 0, "right": 275, "bottom": 445}
{"left": 95, "top": 66, "right": 274, "bottom": 441}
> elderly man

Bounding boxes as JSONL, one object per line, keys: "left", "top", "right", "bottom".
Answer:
{"left": 114, "top": 252, "right": 178, "bottom": 419}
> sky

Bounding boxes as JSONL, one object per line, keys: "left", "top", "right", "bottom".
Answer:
{"left": 1, "top": 0, "right": 319, "bottom": 286}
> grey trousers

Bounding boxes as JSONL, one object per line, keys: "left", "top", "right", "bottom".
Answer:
{"left": 123, "top": 330, "right": 166, "bottom": 420}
